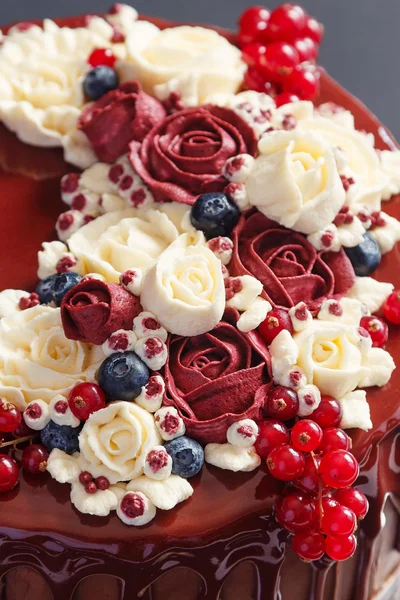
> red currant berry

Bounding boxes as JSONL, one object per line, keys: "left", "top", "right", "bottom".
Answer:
{"left": 318, "top": 427, "right": 351, "bottom": 454}
{"left": 68, "top": 382, "right": 106, "bottom": 421}
{"left": 0, "top": 399, "right": 22, "bottom": 433}
{"left": 292, "top": 37, "right": 318, "bottom": 62}
{"left": 11, "top": 421, "right": 35, "bottom": 439}
{"left": 275, "top": 491, "right": 315, "bottom": 532}
{"left": 242, "top": 43, "right": 267, "bottom": 68}
{"left": 321, "top": 503, "right": 357, "bottom": 537}
{"left": 275, "top": 92, "right": 300, "bottom": 107}
{"left": 79, "top": 471, "right": 93, "bottom": 485}
{"left": 255, "top": 419, "right": 290, "bottom": 459}
{"left": 96, "top": 476, "right": 110, "bottom": 490}
{"left": 360, "top": 316, "right": 388, "bottom": 348}
{"left": 258, "top": 308, "right": 293, "bottom": 345}
{"left": 239, "top": 6, "right": 270, "bottom": 29}
{"left": 0, "top": 455, "right": 19, "bottom": 492}
{"left": 259, "top": 41, "right": 299, "bottom": 80}
{"left": 266, "top": 386, "right": 299, "bottom": 421}
{"left": 325, "top": 534, "right": 356, "bottom": 561}
{"left": 85, "top": 481, "right": 98, "bottom": 494}
{"left": 333, "top": 488, "right": 369, "bottom": 520}
{"left": 267, "top": 443, "right": 305, "bottom": 481}
{"left": 292, "top": 529, "right": 325, "bottom": 561}
{"left": 238, "top": 7, "right": 270, "bottom": 47}
{"left": 21, "top": 444, "right": 49, "bottom": 474}
{"left": 283, "top": 64, "right": 319, "bottom": 100}
{"left": 293, "top": 454, "right": 320, "bottom": 495}
{"left": 303, "top": 17, "right": 324, "bottom": 44}
{"left": 267, "top": 3, "right": 307, "bottom": 42}
{"left": 244, "top": 67, "right": 279, "bottom": 94}
{"left": 88, "top": 48, "right": 116, "bottom": 68}
{"left": 309, "top": 395, "right": 342, "bottom": 429}
{"left": 319, "top": 450, "right": 359, "bottom": 489}
{"left": 291, "top": 419, "right": 323, "bottom": 452}
{"left": 383, "top": 290, "right": 400, "bottom": 324}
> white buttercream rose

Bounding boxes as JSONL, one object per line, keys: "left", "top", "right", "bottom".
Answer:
{"left": 119, "top": 22, "right": 245, "bottom": 106}
{"left": 0, "top": 305, "right": 103, "bottom": 410}
{"left": 79, "top": 401, "right": 161, "bottom": 484}
{"left": 245, "top": 129, "right": 345, "bottom": 234}
{"left": 68, "top": 203, "right": 205, "bottom": 282}
{"left": 140, "top": 244, "right": 225, "bottom": 336}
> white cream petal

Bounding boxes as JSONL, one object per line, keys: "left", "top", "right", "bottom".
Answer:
{"left": 205, "top": 443, "right": 260, "bottom": 472}
{"left": 359, "top": 347, "right": 395, "bottom": 388}
{"left": 338, "top": 390, "right": 372, "bottom": 431}
{"left": 0, "top": 289, "right": 29, "bottom": 318}
{"left": 46, "top": 449, "right": 80, "bottom": 484}
{"left": 70, "top": 480, "right": 119, "bottom": 517}
{"left": 126, "top": 474, "right": 193, "bottom": 510}
{"left": 346, "top": 277, "right": 393, "bottom": 314}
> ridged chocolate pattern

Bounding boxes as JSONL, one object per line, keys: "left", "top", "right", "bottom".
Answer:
{"left": 0, "top": 13, "right": 399, "bottom": 600}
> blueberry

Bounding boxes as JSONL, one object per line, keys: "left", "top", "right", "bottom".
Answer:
{"left": 83, "top": 66, "right": 119, "bottom": 101}
{"left": 97, "top": 351, "right": 150, "bottom": 401}
{"left": 35, "top": 274, "right": 58, "bottom": 304}
{"left": 344, "top": 232, "right": 381, "bottom": 276}
{"left": 164, "top": 436, "right": 204, "bottom": 479}
{"left": 190, "top": 192, "right": 240, "bottom": 240}
{"left": 40, "top": 421, "right": 81, "bottom": 455}
{"left": 52, "top": 272, "right": 82, "bottom": 306}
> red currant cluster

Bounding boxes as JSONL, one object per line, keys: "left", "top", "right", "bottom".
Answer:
{"left": 255, "top": 391, "right": 369, "bottom": 562}
{"left": 238, "top": 4, "right": 323, "bottom": 105}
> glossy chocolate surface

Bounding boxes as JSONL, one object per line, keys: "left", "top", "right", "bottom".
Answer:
{"left": 0, "top": 13, "right": 399, "bottom": 600}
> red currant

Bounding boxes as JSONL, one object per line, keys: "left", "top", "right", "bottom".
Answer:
{"left": 360, "top": 316, "right": 388, "bottom": 348}
{"left": 283, "top": 64, "right": 319, "bottom": 100}
{"left": 259, "top": 41, "right": 299, "bottom": 80}
{"left": 68, "top": 382, "right": 106, "bottom": 421}
{"left": 333, "top": 488, "right": 369, "bottom": 519}
{"left": 319, "top": 450, "right": 359, "bottom": 489}
{"left": 238, "top": 6, "right": 270, "bottom": 47}
{"left": 88, "top": 48, "right": 116, "bottom": 68}
{"left": 291, "top": 419, "right": 323, "bottom": 452}
{"left": 0, "top": 455, "right": 19, "bottom": 492}
{"left": 309, "top": 395, "right": 342, "bottom": 429}
{"left": 267, "top": 443, "right": 305, "bottom": 481}
{"left": 11, "top": 420, "right": 35, "bottom": 439}
{"left": 244, "top": 67, "right": 280, "bottom": 95}
{"left": 292, "top": 529, "right": 325, "bottom": 561}
{"left": 96, "top": 476, "right": 110, "bottom": 490}
{"left": 325, "top": 534, "right": 357, "bottom": 561}
{"left": 85, "top": 481, "right": 98, "bottom": 494}
{"left": 293, "top": 454, "right": 320, "bottom": 495}
{"left": 383, "top": 290, "right": 400, "bottom": 324}
{"left": 79, "top": 471, "right": 93, "bottom": 485}
{"left": 239, "top": 6, "right": 270, "bottom": 29}
{"left": 303, "top": 17, "right": 324, "bottom": 44}
{"left": 292, "top": 37, "right": 318, "bottom": 62}
{"left": 0, "top": 399, "right": 22, "bottom": 433}
{"left": 258, "top": 308, "right": 293, "bottom": 345}
{"left": 321, "top": 503, "right": 357, "bottom": 537}
{"left": 242, "top": 43, "right": 267, "bottom": 68}
{"left": 267, "top": 4, "right": 307, "bottom": 41}
{"left": 254, "top": 419, "right": 290, "bottom": 459}
{"left": 275, "top": 491, "right": 315, "bottom": 532}
{"left": 265, "top": 386, "right": 299, "bottom": 421}
{"left": 21, "top": 444, "right": 49, "bottom": 474}
{"left": 318, "top": 427, "right": 351, "bottom": 454}
{"left": 275, "top": 92, "right": 300, "bottom": 107}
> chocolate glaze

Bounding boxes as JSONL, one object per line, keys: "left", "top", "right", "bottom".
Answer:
{"left": 0, "top": 13, "right": 399, "bottom": 600}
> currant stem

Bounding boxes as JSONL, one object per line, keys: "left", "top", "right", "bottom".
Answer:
{"left": 0, "top": 434, "right": 36, "bottom": 449}
{"left": 310, "top": 451, "right": 323, "bottom": 525}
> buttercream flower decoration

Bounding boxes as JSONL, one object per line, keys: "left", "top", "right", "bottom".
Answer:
{"left": 68, "top": 204, "right": 205, "bottom": 282}
{"left": 79, "top": 401, "right": 161, "bottom": 484}
{"left": 129, "top": 105, "right": 257, "bottom": 205}
{"left": 229, "top": 210, "right": 355, "bottom": 311}
{"left": 119, "top": 22, "right": 246, "bottom": 106}
{"left": 0, "top": 305, "right": 104, "bottom": 410}
{"left": 163, "top": 307, "right": 271, "bottom": 444}
{"left": 140, "top": 243, "right": 225, "bottom": 337}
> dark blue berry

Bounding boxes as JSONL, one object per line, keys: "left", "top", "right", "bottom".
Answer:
{"left": 35, "top": 274, "right": 58, "bottom": 304}
{"left": 52, "top": 272, "right": 82, "bottom": 306}
{"left": 83, "top": 66, "right": 119, "bottom": 101}
{"left": 40, "top": 421, "right": 81, "bottom": 455}
{"left": 190, "top": 192, "right": 240, "bottom": 239}
{"left": 97, "top": 351, "right": 149, "bottom": 401}
{"left": 344, "top": 232, "right": 381, "bottom": 276}
{"left": 164, "top": 436, "right": 204, "bottom": 478}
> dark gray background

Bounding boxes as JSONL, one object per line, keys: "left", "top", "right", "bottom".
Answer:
{"left": 1, "top": 1, "right": 399, "bottom": 138}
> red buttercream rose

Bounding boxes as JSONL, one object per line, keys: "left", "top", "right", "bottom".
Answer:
{"left": 129, "top": 105, "right": 257, "bottom": 205}
{"left": 61, "top": 279, "right": 141, "bottom": 345}
{"left": 78, "top": 82, "right": 166, "bottom": 163}
{"left": 230, "top": 210, "right": 356, "bottom": 312}
{"left": 163, "top": 308, "right": 271, "bottom": 444}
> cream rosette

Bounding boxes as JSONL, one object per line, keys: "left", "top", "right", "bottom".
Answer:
{"left": 0, "top": 305, "right": 103, "bottom": 410}
{"left": 68, "top": 203, "right": 205, "bottom": 282}
{"left": 141, "top": 243, "right": 225, "bottom": 336}
{"left": 79, "top": 401, "right": 161, "bottom": 484}
{"left": 245, "top": 130, "right": 345, "bottom": 234}
{"left": 119, "top": 22, "right": 245, "bottom": 106}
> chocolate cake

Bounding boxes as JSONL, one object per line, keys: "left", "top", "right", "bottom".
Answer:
{"left": 0, "top": 4, "right": 399, "bottom": 600}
